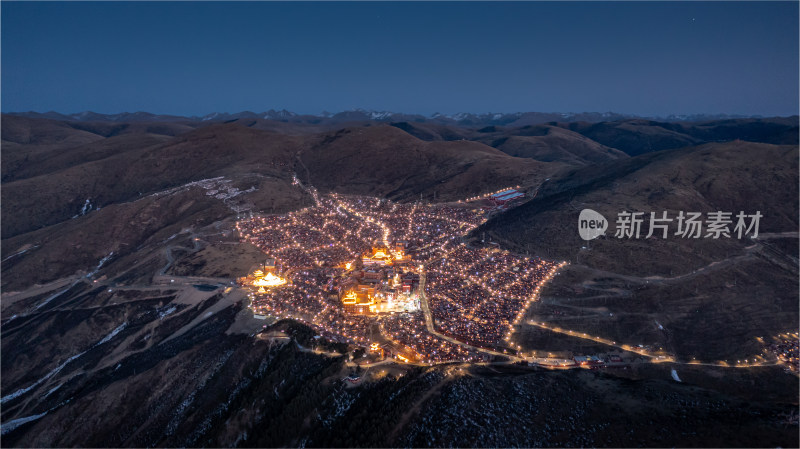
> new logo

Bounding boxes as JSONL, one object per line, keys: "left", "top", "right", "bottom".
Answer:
{"left": 578, "top": 209, "right": 607, "bottom": 241}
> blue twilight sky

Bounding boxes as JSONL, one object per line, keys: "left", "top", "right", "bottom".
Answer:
{"left": 2, "top": 1, "right": 798, "bottom": 117}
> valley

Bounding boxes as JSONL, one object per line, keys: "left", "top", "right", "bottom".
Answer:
{"left": 1, "top": 112, "right": 797, "bottom": 447}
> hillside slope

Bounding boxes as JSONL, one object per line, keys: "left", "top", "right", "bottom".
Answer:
{"left": 558, "top": 117, "right": 798, "bottom": 156}
{"left": 476, "top": 141, "right": 798, "bottom": 361}
{"left": 299, "top": 124, "right": 557, "bottom": 201}
{"left": 477, "top": 125, "right": 629, "bottom": 165}
{"left": 1, "top": 123, "right": 302, "bottom": 238}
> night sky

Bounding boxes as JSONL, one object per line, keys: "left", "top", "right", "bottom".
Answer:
{"left": 2, "top": 1, "right": 797, "bottom": 117}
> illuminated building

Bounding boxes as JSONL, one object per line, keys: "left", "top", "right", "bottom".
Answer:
{"left": 362, "top": 246, "right": 393, "bottom": 266}
{"left": 341, "top": 289, "right": 375, "bottom": 315}
{"left": 242, "top": 262, "right": 288, "bottom": 290}
{"left": 252, "top": 271, "right": 288, "bottom": 287}
{"left": 573, "top": 355, "right": 604, "bottom": 367}
{"left": 369, "top": 342, "right": 385, "bottom": 358}
{"left": 489, "top": 189, "right": 524, "bottom": 209}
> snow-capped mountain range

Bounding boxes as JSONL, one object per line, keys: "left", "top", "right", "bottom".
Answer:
{"left": 7, "top": 109, "right": 764, "bottom": 125}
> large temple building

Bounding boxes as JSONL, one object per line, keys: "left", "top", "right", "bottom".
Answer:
{"left": 341, "top": 289, "right": 375, "bottom": 314}
{"left": 340, "top": 243, "right": 420, "bottom": 315}
{"left": 239, "top": 259, "right": 288, "bottom": 293}
{"left": 362, "top": 246, "right": 394, "bottom": 267}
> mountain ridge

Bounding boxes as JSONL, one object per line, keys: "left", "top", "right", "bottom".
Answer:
{"left": 8, "top": 109, "right": 789, "bottom": 126}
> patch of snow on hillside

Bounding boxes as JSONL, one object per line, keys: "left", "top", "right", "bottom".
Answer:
{"left": 1, "top": 412, "right": 48, "bottom": 435}
{"left": 35, "top": 281, "right": 80, "bottom": 310}
{"left": 86, "top": 252, "right": 114, "bottom": 278}
{"left": 159, "top": 306, "right": 177, "bottom": 320}
{"left": 1, "top": 350, "right": 87, "bottom": 404}
{"left": 96, "top": 322, "right": 127, "bottom": 346}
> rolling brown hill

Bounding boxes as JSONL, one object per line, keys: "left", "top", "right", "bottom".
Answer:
{"left": 476, "top": 125, "right": 629, "bottom": 165}
{"left": 1, "top": 115, "right": 106, "bottom": 147}
{"left": 2, "top": 133, "right": 173, "bottom": 183}
{"left": 664, "top": 117, "right": 800, "bottom": 145}
{"left": 1, "top": 114, "right": 196, "bottom": 144}
{"left": 557, "top": 117, "right": 799, "bottom": 156}
{"left": 298, "top": 124, "right": 557, "bottom": 201}
{"left": 558, "top": 119, "right": 703, "bottom": 156}
{"left": 63, "top": 120, "right": 198, "bottom": 138}
{"left": 388, "top": 121, "right": 478, "bottom": 141}
{"left": 216, "top": 117, "right": 347, "bottom": 136}
{"left": 385, "top": 117, "right": 798, "bottom": 165}
{"left": 386, "top": 121, "right": 631, "bottom": 165}
{"left": 1, "top": 123, "right": 303, "bottom": 239}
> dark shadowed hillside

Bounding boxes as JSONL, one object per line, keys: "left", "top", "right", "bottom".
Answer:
{"left": 475, "top": 141, "right": 798, "bottom": 362}
{"left": 557, "top": 120, "right": 704, "bottom": 156}
{"left": 557, "top": 117, "right": 798, "bottom": 156}
{"left": 475, "top": 125, "right": 629, "bottom": 165}
{"left": 388, "top": 121, "right": 477, "bottom": 141}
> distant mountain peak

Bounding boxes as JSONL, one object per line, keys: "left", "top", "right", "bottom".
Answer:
{"left": 5, "top": 109, "right": 782, "bottom": 128}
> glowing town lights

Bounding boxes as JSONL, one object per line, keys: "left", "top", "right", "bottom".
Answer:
{"left": 252, "top": 272, "right": 288, "bottom": 287}
{"left": 237, "top": 185, "right": 566, "bottom": 364}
